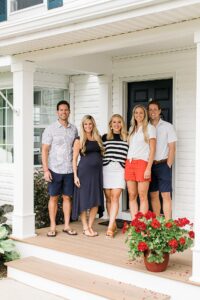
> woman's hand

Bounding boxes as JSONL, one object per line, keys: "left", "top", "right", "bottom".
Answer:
{"left": 74, "top": 176, "right": 81, "bottom": 188}
{"left": 144, "top": 167, "right": 151, "bottom": 179}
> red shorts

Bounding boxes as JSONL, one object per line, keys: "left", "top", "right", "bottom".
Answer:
{"left": 125, "top": 159, "right": 151, "bottom": 182}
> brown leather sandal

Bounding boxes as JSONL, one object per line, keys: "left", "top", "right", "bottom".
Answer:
{"left": 106, "top": 228, "right": 115, "bottom": 238}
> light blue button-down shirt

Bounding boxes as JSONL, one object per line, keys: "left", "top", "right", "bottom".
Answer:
{"left": 42, "top": 120, "right": 78, "bottom": 174}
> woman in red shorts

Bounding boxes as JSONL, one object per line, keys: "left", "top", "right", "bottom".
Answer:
{"left": 125, "top": 105, "right": 156, "bottom": 220}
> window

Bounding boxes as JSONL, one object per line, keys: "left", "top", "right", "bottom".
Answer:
{"left": 0, "top": 87, "right": 68, "bottom": 165}
{"left": 0, "top": 0, "right": 7, "bottom": 22}
{"left": 10, "top": 0, "right": 43, "bottom": 12}
{"left": 34, "top": 87, "right": 68, "bottom": 165}
{"left": 0, "top": 89, "right": 13, "bottom": 163}
{"left": 48, "top": 0, "right": 63, "bottom": 10}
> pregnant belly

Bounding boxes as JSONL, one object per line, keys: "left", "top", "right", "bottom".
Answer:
{"left": 79, "top": 153, "right": 102, "bottom": 169}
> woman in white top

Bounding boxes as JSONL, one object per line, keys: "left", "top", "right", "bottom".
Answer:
{"left": 125, "top": 105, "right": 156, "bottom": 220}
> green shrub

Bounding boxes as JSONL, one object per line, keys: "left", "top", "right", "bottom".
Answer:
{"left": 34, "top": 168, "right": 64, "bottom": 229}
{"left": 0, "top": 225, "right": 20, "bottom": 265}
{"left": 0, "top": 204, "right": 13, "bottom": 226}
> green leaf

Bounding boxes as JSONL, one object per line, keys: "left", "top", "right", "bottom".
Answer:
{"left": 0, "top": 247, "right": 5, "bottom": 254}
{"left": 0, "top": 226, "right": 8, "bottom": 239}
{"left": 0, "top": 240, "right": 16, "bottom": 252}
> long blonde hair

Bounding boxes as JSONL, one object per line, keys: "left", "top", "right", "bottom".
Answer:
{"left": 107, "top": 114, "right": 127, "bottom": 141}
{"left": 128, "top": 105, "right": 149, "bottom": 143}
{"left": 80, "top": 115, "right": 104, "bottom": 155}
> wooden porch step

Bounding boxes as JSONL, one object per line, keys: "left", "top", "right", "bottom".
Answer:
{"left": 6, "top": 257, "right": 170, "bottom": 300}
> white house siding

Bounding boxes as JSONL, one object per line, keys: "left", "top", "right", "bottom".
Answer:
{"left": 70, "top": 74, "right": 110, "bottom": 134}
{"left": 0, "top": 71, "right": 69, "bottom": 207}
{"left": 112, "top": 48, "right": 196, "bottom": 220}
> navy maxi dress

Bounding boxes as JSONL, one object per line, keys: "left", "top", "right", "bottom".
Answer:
{"left": 72, "top": 139, "right": 104, "bottom": 220}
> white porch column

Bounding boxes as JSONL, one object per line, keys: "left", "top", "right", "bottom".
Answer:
{"left": 11, "top": 61, "right": 36, "bottom": 239}
{"left": 190, "top": 36, "right": 200, "bottom": 282}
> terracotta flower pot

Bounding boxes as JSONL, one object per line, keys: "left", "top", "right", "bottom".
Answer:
{"left": 144, "top": 252, "right": 169, "bottom": 272}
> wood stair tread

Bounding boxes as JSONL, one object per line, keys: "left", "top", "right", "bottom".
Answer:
{"left": 6, "top": 257, "right": 170, "bottom": 300}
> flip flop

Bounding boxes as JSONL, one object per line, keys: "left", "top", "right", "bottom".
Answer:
{"left": 62, "top": 228, "right": 77, "bottom": 235}
{"left": 83, "top": 228, "right": 96, "bottom": 237}
{"left": 47, "top": 231, "right": 57, "bottom": 237}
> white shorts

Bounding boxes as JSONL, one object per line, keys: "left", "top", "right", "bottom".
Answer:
{"left": 103, "top": 161, "right": 125, "bottom": 189}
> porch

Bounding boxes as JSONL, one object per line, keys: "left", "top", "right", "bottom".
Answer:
{"left": 6, "top": 220, "right": 200, "bottom": 300}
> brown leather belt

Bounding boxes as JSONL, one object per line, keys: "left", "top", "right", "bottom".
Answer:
{"left": 153, "top": 159, "right": 167, "bottom": 165}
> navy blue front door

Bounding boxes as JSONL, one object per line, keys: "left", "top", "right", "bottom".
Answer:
{"left": 127, "top": 79, "right": 173, "bottom": 127}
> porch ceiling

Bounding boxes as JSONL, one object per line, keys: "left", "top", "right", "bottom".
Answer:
{"left": 0, "top": 1, "right": 200, "bottom": 59}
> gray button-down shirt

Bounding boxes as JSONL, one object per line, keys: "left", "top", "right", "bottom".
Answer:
{"left": 42, "top": 120, "right": 78, "bottom": 174}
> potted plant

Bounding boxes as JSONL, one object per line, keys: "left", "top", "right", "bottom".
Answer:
{"left": 123, "top": 211, "right": 195, "bottom": 272}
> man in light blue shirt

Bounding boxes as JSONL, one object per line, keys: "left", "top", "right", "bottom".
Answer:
{"left": 42, "top": 100, "right": 78, "bottom": 237}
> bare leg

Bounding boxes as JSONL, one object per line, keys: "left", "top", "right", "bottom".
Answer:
{"left": 88, "top": 206, "right": 98, "bottom": 235}
{"left": 161, "top": 192, "right": 172, "bottom": 220}
{"left": 104, "top": 189, "right": 111, "bottom": 216}
{"left": 108, "top": 189, "right": 122, "bottom": 229}
{"left": 138, "top": 182, "right": 149, "bottom": 214}
{"left": 48, "top": 195, "right": 58, "bottom": 231}
{"left": 80, "top": 210, "right": 91, "bottom": 236}
{"left": 62, "top": 195, "right": 71, "bottom": 229}
{"left": 150, "top": 191, "right": 161, "bottom": 216}
{"left": 127, "top": 181, "right": 138, "bottom": 220}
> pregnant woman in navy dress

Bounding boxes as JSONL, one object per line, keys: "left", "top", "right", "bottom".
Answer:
{"left": 72, "top": 115, "right": 104, "bottom": 237}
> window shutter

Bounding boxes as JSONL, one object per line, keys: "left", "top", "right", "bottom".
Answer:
{"left": 48, "top": 0, "right": 63, "bottom": 10}
{"left": 0, "top": 0, "right": 7, "bottom": 22}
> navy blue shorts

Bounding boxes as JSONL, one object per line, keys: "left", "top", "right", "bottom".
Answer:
{"left": 149, "top": 162, "right": 172, "bottom": 193}
{"left": 48, "top": 170, "right": 74, "bottom": 197}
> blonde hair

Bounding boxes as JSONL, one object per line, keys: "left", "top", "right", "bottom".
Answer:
{"left": 128, "top": 105, "right": 149, "bottom": 143}
{"left": 107, "top": 114, "right": 127, "bottom": 141}
{"left": 80, "top": 115, "right": 104, "bottom": 155}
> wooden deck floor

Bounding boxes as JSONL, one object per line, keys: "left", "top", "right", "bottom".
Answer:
{"left": 20, "top": 220, "right": 195, "bottom": 286}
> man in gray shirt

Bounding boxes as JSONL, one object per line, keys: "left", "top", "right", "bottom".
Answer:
{"left": 42, "top": 100, "right": 78, "bottom": 237}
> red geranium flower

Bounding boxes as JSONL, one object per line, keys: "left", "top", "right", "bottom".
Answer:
{"left": 151, "top": 219, "right": 161, "bottom": 229}
{"left": 138, "top": 241, "right": 148, "bottom": 252}
{"left": 175, "top": 218, "right": 190, "bottom": 227}
{"left": 179, "top": 237, "right": 186, "bottom": 245}
{"left": 145, "top": 211, "right": 156, "bottom": 220}
{"left": 189, "top": 231, "right": 195, "bottom": 239}
{"left": 122, "top": 221, "right": 129, "bottom": 234}
{"left": 168, "top": 239, "right": 178, "bottom": 248}
{"left": 165, "top": 222, "right": 173, "bottom": 228}
{"left": 134, "top": 212, "right": 144, "bottom": 219}
{"left": 131, "top": 219, "right": 146, "bottom": 232}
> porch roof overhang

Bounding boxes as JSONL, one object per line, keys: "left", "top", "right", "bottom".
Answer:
{"left": 0, "top": 0, "right": 200, "bottom": 61}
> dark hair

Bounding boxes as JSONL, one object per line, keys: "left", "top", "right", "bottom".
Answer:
{"left": 57, "top": 100, "right": 70, "bottom": 111}
{"left": 147, "top": 100, "right": 161, "bottom": 110}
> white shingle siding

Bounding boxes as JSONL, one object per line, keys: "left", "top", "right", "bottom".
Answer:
{"left": 70, "top": 75, "right": 103, "bottom": 133}
{"left": 0, "top": 166, "right": 14, "bottom": 204}
{"left": 112, "top": 48, "right": 196, "bottom": 220}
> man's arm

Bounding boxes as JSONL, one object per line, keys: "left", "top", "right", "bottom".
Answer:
{"left": 167, "top": 142, "right": 176, "bottom": 167}
{"left": 42, "top": 144, "right": 52, "bottom": 182}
